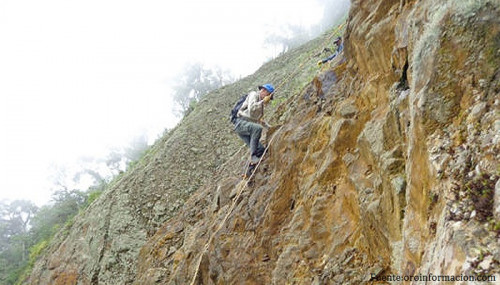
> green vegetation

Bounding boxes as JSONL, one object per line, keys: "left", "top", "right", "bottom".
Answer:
{"left": 0, "top": 130, "right": 155, "bottom": 284}
{"left": 0, "top": 187, "right": 106, "bottom": 284}
{"left": 85, "top": 188, "right": 103, "bottom": 207}
{"left": 28, "top": 240, "right": 48, "bottom": 267}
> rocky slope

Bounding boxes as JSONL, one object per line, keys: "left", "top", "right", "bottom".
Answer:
{"left": 135, "top": 0, "right": 500, "bottom": 284}
{"left": 25, "top": 15, "right": 326, "bottom": 285}
{"left": 27, "top": 0, "right": 499, "bottom": 284}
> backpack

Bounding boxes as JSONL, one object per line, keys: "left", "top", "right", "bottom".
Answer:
{"left": 230, "top": 94, "right": 248, "bottom": 124}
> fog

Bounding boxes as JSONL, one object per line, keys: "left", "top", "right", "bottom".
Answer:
{"left": 0, "top": 0, "right": 350, "bottom": 206}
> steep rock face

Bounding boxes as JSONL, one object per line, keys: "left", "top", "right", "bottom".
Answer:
{"left": 26, "top": 0, "right": 499, "bottom": 284}
{"left": 25, "top": 25, "right": 328, "bottom": 285}
{"left": 136, "top": 0, "right": 499, "bottom": 284}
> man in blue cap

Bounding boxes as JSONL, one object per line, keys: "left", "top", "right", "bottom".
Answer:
{"left": 233, "top": 84, "right": 274, "bottom": 177}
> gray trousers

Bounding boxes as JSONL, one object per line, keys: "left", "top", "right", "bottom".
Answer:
{"left": 234, "top": 119, "right": 266, "bottom": 163}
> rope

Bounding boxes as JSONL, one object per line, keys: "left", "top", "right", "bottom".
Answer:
{"left": 189, "top": 130, "right": 280, "bottom": 285}
{"left": 188, "top": 22, "right": 346, "bottom": 285}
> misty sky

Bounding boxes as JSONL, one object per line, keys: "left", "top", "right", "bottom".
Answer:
{"left": 0, "top": 0, "right": 347, "bottom": 206}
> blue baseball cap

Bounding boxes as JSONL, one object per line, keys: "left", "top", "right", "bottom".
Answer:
{"left": 258, "top": 83, "right": 275, "bottom": 94}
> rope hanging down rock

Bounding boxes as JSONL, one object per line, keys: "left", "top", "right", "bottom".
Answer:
{"left": 189, "top": 22, "right": 346, "bottom": 285}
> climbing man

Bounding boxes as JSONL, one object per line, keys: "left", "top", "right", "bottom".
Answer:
{"left": 232, "top": 84, "right": 274, "bottom": 178}
{"left": 318, "top": 36, "right": 344, "bottom": 66}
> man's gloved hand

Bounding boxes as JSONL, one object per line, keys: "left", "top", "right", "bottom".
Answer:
{"left": 317, "top": 60, "right": 323, "bottom": 66}
{"left": 263, "top": 95, "right": 272, "bottom": 103}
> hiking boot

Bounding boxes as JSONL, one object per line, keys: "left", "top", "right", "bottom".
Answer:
{"left": 243, "top": 162, "right": 257, "bottom": 179}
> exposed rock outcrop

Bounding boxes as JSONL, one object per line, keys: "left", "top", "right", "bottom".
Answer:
{"left": 136, "top": 0, "right": 499, "bottom": 284}
{"left": 25, "top": 21, "right": 328, "bottom": 285}
{"left": 27, "top": 0, "right": 499, "bottom": 284}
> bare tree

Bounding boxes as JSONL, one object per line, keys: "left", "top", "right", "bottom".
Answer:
{"left": 264, "top": 24, "right": 312, "bottom": 56}
{"left": 172, "top": 62, "right": 235, "bottom": 117}
{"left": 263, "top": 0, "right": 350, "bottom": 57}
